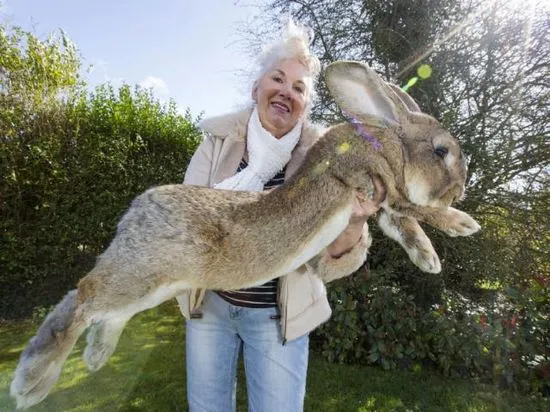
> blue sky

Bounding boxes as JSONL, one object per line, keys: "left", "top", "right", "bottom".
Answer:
{"left": 1, "top": 0, "right": 267, "bottom": 117}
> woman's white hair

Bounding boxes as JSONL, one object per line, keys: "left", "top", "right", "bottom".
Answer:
{"left": 253, "top": 19, "right": 321, "bottom": 109}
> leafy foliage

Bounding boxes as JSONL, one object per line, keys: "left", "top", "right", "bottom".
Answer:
{"left": 0, "top": 24, "right": 201, "bottom": 318}
{"left": 314, "top": 266, "right": 549, "bottom": 393}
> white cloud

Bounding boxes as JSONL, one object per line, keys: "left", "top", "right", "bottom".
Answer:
{"left": 139, "top": 76, "right": 169, "bottom": 99}
{"left": 87, "top": 59, "right": 106, "bottom": 77}
{"left": 86, "top": 59, "right": 124, "bottom": 88}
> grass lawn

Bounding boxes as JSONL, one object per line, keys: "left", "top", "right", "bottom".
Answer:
{"left": 1, "top": 301, "right": 547, "bottom": 411}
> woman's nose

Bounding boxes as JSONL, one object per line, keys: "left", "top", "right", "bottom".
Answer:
{"left": 278, "top": 85, "right": 292, "bottom": 100}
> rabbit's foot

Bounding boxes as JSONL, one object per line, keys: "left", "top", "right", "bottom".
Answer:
{"left": 405, "top": 239, "right": 441, "bottom": 273}
{"left": 84, "top": 318, "right": 126, "bottom": 372}
{"left": 378, "top": 211, "right": 441, "bottom": 273}
{"left": 442, "top": 208, "right": 481, "bottom": 237}
{"left": 11, "top": 355, "right": 63, "bottom": 409}
{"left": 84, "top": 341, "right": 115, "bottom": 372}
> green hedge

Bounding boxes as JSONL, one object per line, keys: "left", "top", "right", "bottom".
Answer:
{"left": 0, "top": 84, "right": 201, "bottom": 318}
{"left": 313, "top": 256, "right": 549, "bottom": 395}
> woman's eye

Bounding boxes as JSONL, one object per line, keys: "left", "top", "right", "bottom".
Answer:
{"left": 272, "top": 76, "right": 283, "bottom": 83}
{"left": 294, "top": 86, "right": 305, "bottom": 94}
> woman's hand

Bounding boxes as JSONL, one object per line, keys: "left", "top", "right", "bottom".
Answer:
{"left": 327, "top": 176, "right": 387, "bottom": 258}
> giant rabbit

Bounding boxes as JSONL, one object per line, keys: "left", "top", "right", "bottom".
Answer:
{"left": 11, "top": 61, "right": 480, "bottom": 409}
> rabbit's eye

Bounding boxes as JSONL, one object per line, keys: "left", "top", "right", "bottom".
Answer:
{"left": 434, "top": 146, "right": 449, "bottom": 158}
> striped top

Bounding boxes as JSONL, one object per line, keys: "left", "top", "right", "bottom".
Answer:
{"left": 216, "top": 158, "right": 286, "bottom": 308}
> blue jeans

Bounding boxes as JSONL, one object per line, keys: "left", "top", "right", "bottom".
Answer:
{"left": 185, "top": 291, "right": 309, "bottom": 412}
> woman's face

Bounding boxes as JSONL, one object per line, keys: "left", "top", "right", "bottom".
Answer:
{"left": 252, "top": 59, "right": 310, "bottom": 138}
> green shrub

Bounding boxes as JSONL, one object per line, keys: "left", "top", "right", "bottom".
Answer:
{"left": 0, "top": 24, "right": 202, "bottom": 318}
{"left": 314, "top": 267, "right": 549, "bottom": 394}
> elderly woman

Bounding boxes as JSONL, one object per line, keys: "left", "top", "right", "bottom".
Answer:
{"left": 178, "top": 21, "right": 385, "bottom": 412}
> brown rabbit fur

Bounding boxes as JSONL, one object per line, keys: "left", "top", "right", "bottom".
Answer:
{"left": 10, "top": 61, "right": 480, "bottom": 409}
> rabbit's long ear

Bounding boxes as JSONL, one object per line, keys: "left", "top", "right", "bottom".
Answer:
{"left": 325, "top": 61, "right": 410, "bottom": 125}
{"left": 387, "top": 83, "right": 422, "bottom": 113}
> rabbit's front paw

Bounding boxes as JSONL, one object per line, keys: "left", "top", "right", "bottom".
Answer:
{"left": 378, "top": 212, "right": 441, "bottom": 273}
{"left": 405, "top": 237, "right": 442, "bottom": 274}
{"left": 444, "top": 208, "right": 481, "bottom": 237}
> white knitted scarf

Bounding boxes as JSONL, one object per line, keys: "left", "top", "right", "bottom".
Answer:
{"left": 214, "top": 106, "right": 302, "bottom": 192}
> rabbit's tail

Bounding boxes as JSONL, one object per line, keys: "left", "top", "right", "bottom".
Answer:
{"left": 10, "top": 290, "right": 89, "bottom": 409}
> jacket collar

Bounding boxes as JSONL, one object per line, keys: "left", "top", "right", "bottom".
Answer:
{"left": 199, "top": 107, "right": 252, "bottom": 141}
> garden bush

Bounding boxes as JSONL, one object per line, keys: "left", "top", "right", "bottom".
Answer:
{"left": 313, "top": 261, "right": 549, "bottom": 395}
{"left": 0, "top": 24, "right": 201, "bottom": 318}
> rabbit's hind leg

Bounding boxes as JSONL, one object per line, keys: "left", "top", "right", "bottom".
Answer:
{"left": 10, "top": 290, "right": 90, "bottom": 409}
{"left": 82, "top": 278, "right": 191, "bottom": 371}
{"left": 83, "top": 316, "right": 130, "bottom": 372}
